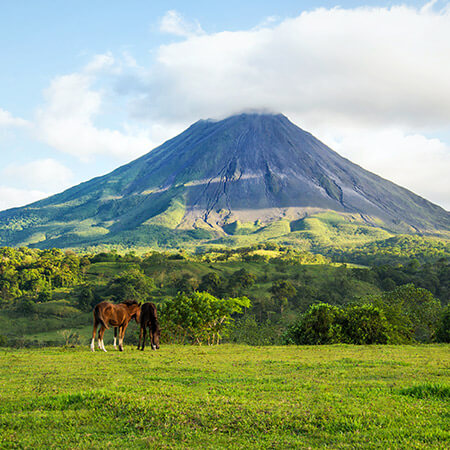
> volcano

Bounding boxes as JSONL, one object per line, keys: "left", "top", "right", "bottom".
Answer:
{"left": 0, "top": 113, "right": 448, "bottom": 249}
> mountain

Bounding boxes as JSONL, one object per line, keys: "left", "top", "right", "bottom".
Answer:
{"left": 0, "top": 113, "right": 448, "bottom": 250}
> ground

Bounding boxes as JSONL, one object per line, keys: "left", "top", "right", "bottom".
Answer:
{"left": 0, "top": 344, "right": 449, "bottom": 449}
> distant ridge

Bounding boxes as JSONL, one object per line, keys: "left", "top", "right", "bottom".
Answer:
{"left": 0, "top": 113, "right": 448, "bottom": 249}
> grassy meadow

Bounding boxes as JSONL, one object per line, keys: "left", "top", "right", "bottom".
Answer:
{"left": 1, "top": 344, "right": 449, "bottom": 449}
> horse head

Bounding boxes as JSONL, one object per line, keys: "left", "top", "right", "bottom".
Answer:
{"left": 151, "top": 320, "right": 161, "bottom": 350}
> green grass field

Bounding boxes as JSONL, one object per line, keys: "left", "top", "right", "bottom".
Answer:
{"left": 1, "top": 345, "right": 449, "bottom": 449}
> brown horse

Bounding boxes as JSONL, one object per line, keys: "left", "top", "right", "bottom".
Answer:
{"left": 91, "top": 300, "right": 141, "bottom": 352}
{"left": 138, "top": 302, "right": 160, "bottom": 351}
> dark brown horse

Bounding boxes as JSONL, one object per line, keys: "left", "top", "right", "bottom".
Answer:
{"left": 138, "top": 302, "right": 160, "bottom": 351}
{"left": 91, "top": 300, "right": 141, "bottom": 352}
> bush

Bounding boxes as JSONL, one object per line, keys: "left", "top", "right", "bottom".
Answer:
{"left": 340, "top": 304, "right": 391, "bottom": 344}
{"left": 284, "top": 303, "right": 343, "bottom": 345}
{"left": 285, "top": 303, "right": 393, "bottom": 345}
{"left": 436, "top": 306, "right": 450, "bottom": 342}
{"left": 161, "top": 292, "right": 250, "bottom": 345}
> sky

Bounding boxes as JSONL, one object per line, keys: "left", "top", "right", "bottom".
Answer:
{"left": 0, "top": 0, "right": 449, "bottom": 211}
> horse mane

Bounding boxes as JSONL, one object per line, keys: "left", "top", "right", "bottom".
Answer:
{"left": 121, "top": 300, "right": 139, "bottom": 306}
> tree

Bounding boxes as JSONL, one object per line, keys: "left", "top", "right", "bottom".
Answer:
{"left": 284, "top": 303, "right": 343, "bottom": 345}
{"left": 162, "top": 292, "right": 251, "bottom": 345}
{"left": 77, "top": 283, "right": 96, "bottom": 311}
{"left": 436, "top": 306, "right": 450, "bottom": 343}
{"left": 371, "top": 284, "right": 441, "bottom": 343}
{"left": 340, "top": 304, "right": 391, "bottom": 344}
{"left": 174, "top": 273, "right": 199, "bottom": 294}
{"left": 198, "top": 272, "right": 224, "bottom": 296}
{"left": 270, "top": 280, "right": 296, "bottom": 313}
{"left": 108, "top": 268, "right": 155, "bottom": 302}
{"left": 228, "top": 268, "right": 256, "bottom": 295}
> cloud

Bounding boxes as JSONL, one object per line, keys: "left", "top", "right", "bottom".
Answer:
{"left": 134, "top": 4, "right": 450, "bottom": 131}
{"left": 0, "top": 186, "right": 48, "bottom": 211}
{"left": 2, "top": 158, "right": 74, "bottom": 192}
{"left": 160, "top": 10, "right": 204, "bottom": 38}
{"left": 0, "top": 108, "right": 29, "bottom": 128}
{"left": 35, "top": 64, "right": 154, "bottom": 161}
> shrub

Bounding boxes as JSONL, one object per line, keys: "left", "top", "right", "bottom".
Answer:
{"left": 436, "top": 306, "right": 450, "bottom": 342}
{"left": 161, "top": 292, "right": 250, "bottom": 345}
{"left": 340, "top": 304, "right": 391, "bottom": 344}
{"left": 284, "top": 303, "right": 343, "bottom": 345}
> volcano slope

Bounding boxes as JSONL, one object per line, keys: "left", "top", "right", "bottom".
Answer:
{"left": 0, "top": 113, "right": 448, "bottom": 250}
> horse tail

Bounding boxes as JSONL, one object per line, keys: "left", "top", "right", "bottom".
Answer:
{"left": 94, "top": 305, "right": 110, "bottom": 330}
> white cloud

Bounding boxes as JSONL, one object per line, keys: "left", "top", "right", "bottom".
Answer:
{"left": 137, "top": 5, "right": 450, "bottom": 130}
{"left": 84, "top": 52, "right": 116, "bottom": 74}
{"left": 0, "top": 186, "right": 48, "bottom": 211}
{"left": 160, "top": 10, "right": 204, "bottom": 38}
{"left": 2, "top": 158, "right": 74, "bottom": 192}
{"left": 0, "top": 108, "right": 29, "bottom": 128}
{"left": 35, "top": 63, "right": 155, "bottom": 161}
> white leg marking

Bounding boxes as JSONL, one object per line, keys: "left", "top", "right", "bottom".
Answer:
{"left": 101, "top": 339, "right": 107, "bottom": 352}
{"left": 90, "top": 338, "right": 95, "bottom": 352}
{"left": 113, "top": 337, "right": 117, "bottom": 349}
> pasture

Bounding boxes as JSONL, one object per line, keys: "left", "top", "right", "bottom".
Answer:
{"left": 0, "top": 344, "right": 449, "bottom": 448}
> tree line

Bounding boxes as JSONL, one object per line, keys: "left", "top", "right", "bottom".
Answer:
{"left": 0, "top": 246, "right": 448, "bottom": 345}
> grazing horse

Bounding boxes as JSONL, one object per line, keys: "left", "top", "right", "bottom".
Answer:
{"left": 138, "top": 302, "right": 160, "bottom": 351}
{"left": 91, "top": 300, "right": 141, "bottom": 352}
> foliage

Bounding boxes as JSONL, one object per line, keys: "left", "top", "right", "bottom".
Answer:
{"left": 436, "top": 305, "right": 450, "bottom": 343}
{"left": 161, "top": 292, "right": 250, "bottom": 344}
{"left": 286, "top": 301, "right": 402, "bottom": 345}
{"left": 0, "top": 247, "right": 86, "bottom": 305}
{"left": 339, "top": 304, "right": 391, "bottom": 344}
{"left": 107, "top": 268, "right": 155, "bottom": 302}
{"left": 284, "top": 303, "right": 344, "bottom": 345}
{"left": 370, "top": 284, "right": 442, "bottom": 343}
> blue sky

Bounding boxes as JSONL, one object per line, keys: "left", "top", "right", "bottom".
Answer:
{"left": 0, "top": 0, "right": 449, "bottom": 210}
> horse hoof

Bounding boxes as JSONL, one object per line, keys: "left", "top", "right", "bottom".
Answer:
{"left": 119, "top": 346, "right": 123, "bottom": 352}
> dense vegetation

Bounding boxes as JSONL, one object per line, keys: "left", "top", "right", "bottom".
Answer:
{"left": 0, "top": 345, "right": 448, "bottom": 448}
{"left": 0, "top": 244, "right": 448, "bottom": 347}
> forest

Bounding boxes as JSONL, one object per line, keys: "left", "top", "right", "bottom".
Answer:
{"left": 0, "top": 243, "right": 448, "bottom": 347}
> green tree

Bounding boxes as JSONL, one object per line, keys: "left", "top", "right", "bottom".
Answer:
{"left": 198, "top": 272, "right": 224, "bottom": 296}
{"left": 436, "top": 306, "right": 450, "bottom": 342}
{"left": 270, "top": 280, "right": 296, "bottom": 313}
{"left": 228, "top": 268, "right": 256, "bottom": 295}
{"left": 340, "top": 304, "right": 391, "bottom": 344}
{"left": 284, "top": 303, "right": 343, "bottom": 345}
{"left": 162, "top": 292, "right": 250, "bottom": 345}
{"left": 77, "top": 283, "right": 96, "bottom": 311}
{"left": 108, "top": 268, "right": 155, "bottom": 302}
{"left": 371, "top": 284, "right": 441, "bottom": 343}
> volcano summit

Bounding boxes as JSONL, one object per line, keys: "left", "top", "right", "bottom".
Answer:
{"left": 0, "top": 113, "right": 448, "bottom": 249}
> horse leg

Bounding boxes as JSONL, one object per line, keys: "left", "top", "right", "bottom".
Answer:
{"left": 119, "top": 322, "right": 129, "bottom": 351}
{"left": 98, "top": 326, "right": 107, "bottom": 352}
{"left": 91, "top": 319, "right": 98, "bottom": 352}
{"left": 138, "top": 325, "right": 144, "bottom": 350}
{"left": 141, "top": 325, "right": 147, "bottom": 351}
{"left": 113, "top": 327, "right": 118, "bottom": 350}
